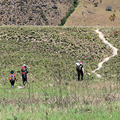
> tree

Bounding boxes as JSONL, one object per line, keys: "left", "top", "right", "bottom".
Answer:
{"left": 109, "top": 13, "right": 116, "bottom": 22}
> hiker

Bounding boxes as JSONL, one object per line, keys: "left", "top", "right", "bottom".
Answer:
{"left": 8, "top": 70, "right": 16, "bottom": 88}
{"left": 76, "top": 60, "right": 84, "bottom": 81}
{"left": 21, "top": 64, "right": 28, "bottom": 86}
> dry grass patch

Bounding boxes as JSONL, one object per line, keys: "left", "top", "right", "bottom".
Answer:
{"left": 65, "top": 0, "right": 120, "bottom": 26}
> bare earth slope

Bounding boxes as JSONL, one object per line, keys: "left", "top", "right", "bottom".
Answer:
{"left": 65, "top": 0, "right": 120, "bottom": 26}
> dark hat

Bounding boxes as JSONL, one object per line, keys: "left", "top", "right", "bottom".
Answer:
{"left": 10, "top": 70, "right": 14, "bottom": 74}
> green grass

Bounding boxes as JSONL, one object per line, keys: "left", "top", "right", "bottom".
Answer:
{"left": 0, "top": 26, "right": 120, "bottom": 119}
{"left": 0, "top": 101, "right": 120, "bottom": 120}
{"left": 97, "top": 27, "right": 120, "bottom": 80}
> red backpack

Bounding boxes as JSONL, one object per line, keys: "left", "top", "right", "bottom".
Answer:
{"left": 22, "top": 66, "right": 26, "bottom": 74}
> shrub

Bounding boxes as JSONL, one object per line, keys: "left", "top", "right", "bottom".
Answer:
{"left": 32, "top": 8, "right": 36, "bottom": 13}
{"left": 59, "top": 8, "right": 74, "bottom": 26}
{"left": 41, "top": 13, "right": 46, "bottom": 19}
{"left": 1, "top": 1, "right": 6, "bottom": 5}
{"left": 74, "top": 0, "right": 78, "bottom": 7}
{"left": 52, "top": 5, "right": 58, "bottom": 9}
{"left": 0, "top": 10, "right": 5, "bottom": 15}
{"left": 12, "top": 18, "right": 16, "bottom": 23}
{"left": 94, "top": 2, "right": 98, "bottom": 7}
{"left": 106, "top": 5, "right": 112, "bottom": 11}
{"left": 113, "top": 31, "right": 118, "bottom": 37}
{"left": 36, "top": 21, "right": 42, "bottom": 25}
{"left": 9, "top": 17, "right": 11, "bottom": 21}
{"left": 0, "top": 18, "right": 2, "bottom": 22}
{"left": 45, "top": 21, "right": 49, "bottom": 25}
{"left": 17, "top": 21, "right": 20, "bottom": 24}
{"left": 60, "top": 18, "right": 66, "bottom": 26}
{"left": 4, "top": 22, "right": 8, "bottom": 25}
{"left": 28, "top": 16, "right": 33, "bottom": 20}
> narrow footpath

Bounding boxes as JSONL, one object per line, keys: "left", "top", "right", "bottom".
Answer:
{"left": 92, "top": 29, "right": 118, "bottom": 78}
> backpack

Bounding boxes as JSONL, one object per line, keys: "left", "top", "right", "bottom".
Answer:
{"left": 22, "top": 66, "right": 28, "bottom": 74}
{"left": 9, "top": 74, "right": 15, "bottom": 81}
{"left": 76, "top": 64, "right": 83, "bottom": 71}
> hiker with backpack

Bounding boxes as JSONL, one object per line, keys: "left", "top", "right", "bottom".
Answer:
{"left": 21, "top": 64, "right": 28, "bottom": 86}
{"left": 8, "top": 70, "right": 17, "bottom": 88}
{"left": 76, "top": 60, "right": 84, "bottom": 81}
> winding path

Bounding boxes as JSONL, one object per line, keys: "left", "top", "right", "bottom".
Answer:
{"left": 92, "top": 29, "right": 118, "bottom": 78}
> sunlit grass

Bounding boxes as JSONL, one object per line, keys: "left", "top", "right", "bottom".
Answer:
{"left": 0, "top": 26, "right": 120, "bottom": 119}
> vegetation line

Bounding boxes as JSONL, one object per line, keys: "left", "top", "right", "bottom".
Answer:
{"left": 92, "top": 29, "right": 118, "bottom": 78}
{"left": 58, "top": 0, "right": 78, "bottom": 26}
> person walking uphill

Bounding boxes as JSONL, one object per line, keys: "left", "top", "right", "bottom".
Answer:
{"left": 8, "top": 70, "right": 17, "bottom": 88}
{"left": 76, "top": 60, "right": 84, "bottom": 81}
{"left": 21, "top": 64, "right": 28, "bottom": 86}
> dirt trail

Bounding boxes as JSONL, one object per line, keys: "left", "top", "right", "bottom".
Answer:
{"left": 92, "top": 29, "right": 118, "bottom": 78}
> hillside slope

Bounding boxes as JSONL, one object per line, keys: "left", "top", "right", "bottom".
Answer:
{"left": 65, "top": 0, "right": 120, "bottom": 26}
{"left": 0, "top": 26, "right": 113, "bottom": 82}
{"left": 0, "top": 26, "right": 120, "bottom": 120}
{"left": 0, "top": 0, "right": 74, "bottom": 26}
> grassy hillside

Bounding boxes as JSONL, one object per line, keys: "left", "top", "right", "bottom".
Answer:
{"left": 65, "top": 0, "right": 120, "bottom": 26}
{"left": 0, "top": 26, "right": 113, "bottom": 82}
{"left": 0, "top": 26, "right": 120, "bottom": 119}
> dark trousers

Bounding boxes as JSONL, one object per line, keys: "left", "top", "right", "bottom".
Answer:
{"left": 22, "top": 74, "right": 27, "bottom": 85}
{"left": 10, "top": 80, "right": 15, "bottom": 87}
{"left": 77, "top": 71, "right": 83, "bottom": 81}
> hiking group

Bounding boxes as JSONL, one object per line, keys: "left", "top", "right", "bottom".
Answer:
{"left": 76, "top": 60, "right": 84, "bottom": 81}
{"left": 9, "top": 64, "right": 28, "bottom": 88}
{"left": 8, "top": 61, "right": 84, "bottom": 88}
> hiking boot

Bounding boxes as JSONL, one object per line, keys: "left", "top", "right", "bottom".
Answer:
{"left": 24, "top": 81, "right": 26, "bottom": 86}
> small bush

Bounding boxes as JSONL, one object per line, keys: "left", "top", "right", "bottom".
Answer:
{"left": 4, "top": 22, "right": 8, "bottom": 25}
{"left": 1, "top": 1, "right": 6, "bottom": 5}
{"left": 100, "top": 0, "right": 102, "bottom": 3}
{"left": 113, "top": 31, "right": 118, "bottom": 37}
{"left": 0, "top": 10, "right": 5, "bottom": 15}
{"left": 36, "top": 21, "right": 42, "bottom": 25}
{"left": 94, "top": 2, "right": 98, "bottom": 7}
{"left": 0, "top": 18, "right": 2, "bottom": 22}
{"left": 28, "top": 16, "right": 33, "bottom": 20}
{"left": 45, "top": 21, "right": 49, "bottom": 25}
{"left": 74, "top": 0, "right": 78, "bottom": 7}
{"left": 59, "top": 8, "right": 74, "bottom": 26}
{"left": 17, "top": 21, "right": 20, "bottom": 24}
{"left": 12, "top": 18, "right": 16, "bottom": 23}
{"left": 106, "top": 5, "right": 112, "bottom": 11}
